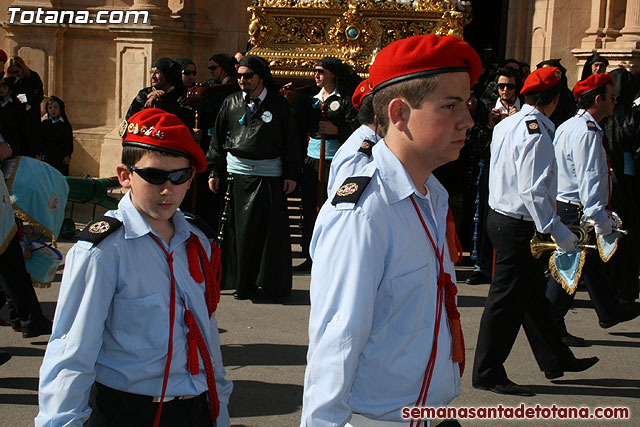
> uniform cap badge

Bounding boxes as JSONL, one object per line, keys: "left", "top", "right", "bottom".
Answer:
{"left": 88, "top": 221, "right": 111, "bottom": 234}
{"left": 118, "top": 119, "right": 128, "bottom": 138}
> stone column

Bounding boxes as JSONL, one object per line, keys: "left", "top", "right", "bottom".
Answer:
{"left": 580, "top": 0, "right": 606, "bottom": 49}
{"left": 615, "top": 0, "right": 640, "bottom": 48}
{"left": 180, "top": 0, "right": 212, "bottom": 31}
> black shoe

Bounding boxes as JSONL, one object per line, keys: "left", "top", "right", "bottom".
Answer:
{"left": 465, "top": 271, "right": 491, "bottom": 285}
{"left": 561, "top": 333, "right": 589, "bottom": 347}
{"left": 473, "top": 380, "right": 535, "bottom": 396}
{"left": 293, "top": 259, "right": 312, "bottom": 273}
{"left": 599, "top": 303, "right": 640, "bottom": 328}
{"left": 0, "top": 351, "right": 11, "bottom": 366}
{"left": 22, "top": 317, "right": 53, "bottom": 339}
{"left": 544, "top": 356, "right": 599, "bottom": 379}
{"left": 233, "top": 291, "right": 253, "bottom": 300}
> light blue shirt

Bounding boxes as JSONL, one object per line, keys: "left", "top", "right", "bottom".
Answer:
{"left": 301, "top": 141, "right": 460, "bottom": 426}
{"left": 36, "top": 191, "right": 232, "bottom": 427}
{"left": 554, "top": 110, "right": 610, "bottom": 225}
{"left": 327, "top": 124, "right": 380, "bottom": 194}
{"left": 488, "top": 104, "right": 572, "bottom": 243}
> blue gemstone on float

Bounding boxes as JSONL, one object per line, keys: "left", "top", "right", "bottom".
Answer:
{"left": 346, "top": 26, "right": 359, "bottom": 39}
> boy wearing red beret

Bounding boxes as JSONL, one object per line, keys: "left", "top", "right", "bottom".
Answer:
{"left": 37, "top": 109, "right": 232, "bottom": 426}
{"left": 472, "top": 67, "right": 599, "bottom": 397}
{"left": 302, "top": 34, "right": 479, "bottom": 426}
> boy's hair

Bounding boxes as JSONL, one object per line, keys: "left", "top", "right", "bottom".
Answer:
{"left": 577, "top": 84, "right": 608, "bottom": 110}
{"left": 523, "top": 82, "right": 562, "bottom": 107}
{"left": 357, "top": 95, "right": 375, "bottom": 126}
{"left": 372, "top": 76, "right": 439, "bottom": 136}
{"left": 121, "top": 145, "right": 190, "bottom": 166}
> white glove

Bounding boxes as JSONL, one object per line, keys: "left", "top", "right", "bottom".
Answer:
{"left": 556, "top": 233, "right": 578, "bottom": 252}
{"left": 594, "top": 217, "right": 615, "bottom": 236}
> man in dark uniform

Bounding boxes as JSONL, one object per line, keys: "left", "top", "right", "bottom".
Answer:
{"left": 126, "top": 57, "right": 193, "bottom": 128}
{"left": 294, "top": 56, "right": 360, "bottom": 272}
{"left": 206, "top": 55, "right": 300, "bottom": 302}
{"left": 472, "top": 67, "right": 599, "bottom": 397}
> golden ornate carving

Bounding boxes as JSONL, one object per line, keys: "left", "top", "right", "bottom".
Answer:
{"left": 327, "top": 3, "right": 378, "bottom": 59}
{"left": 273, "top": 16, "right": 329, "bottom": 44}
{"left": 248, "top": 0, "right": 471, "bottom": 79}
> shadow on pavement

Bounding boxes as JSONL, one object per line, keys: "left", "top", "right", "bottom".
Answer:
{"left": 528, "top": 381, "right": 640, "bottom": 398}
{"left": 0, "top": 393, "right": 38, "bottom": 405}
{"left": 0, "top": 377, "right": 38, "bottom": 391}
{"left": 228, "top": 379, "right": 302, "bottom": 418}
{"left": 222, "top": 344, "right": 307, "bottom": 367}
{"left": 550, "top": 378, "right": 640, "bottom": 388}
{"left": 457, "top": 295, "right": 487, "bottom": 308}
{"left": 586, "top": 339, "right": 640, "bottom": 348}
{"left": 3, "top": 347, "right": 45, "bottom": 357}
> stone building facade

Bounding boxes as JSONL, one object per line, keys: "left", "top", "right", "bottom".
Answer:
{"left": 1, "top": 0, "right": 638, "bottom": 177}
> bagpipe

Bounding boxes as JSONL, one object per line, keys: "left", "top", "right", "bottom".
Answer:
{"left": 530, "top": 211, "right": 627, "bottom": 294}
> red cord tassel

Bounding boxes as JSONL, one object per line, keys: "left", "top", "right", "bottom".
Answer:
{"left": 186, "top": 235, "right": 204, "bottom": 283}
{"left": 186, "top": 330, "right": 199, "bottom": 375}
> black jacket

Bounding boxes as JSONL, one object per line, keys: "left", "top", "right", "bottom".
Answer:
{"left": 41, "top": 118, "right": 73, "bottom": 174}
{"left": 299, "top": 92, "right": 359, "bottom": 142}
{"left": 0, "top": 97, "right": 30, "bottom": 156}
{"left": 206, "top": 89, "right": 301, "bottom": 181}
{"left": 125, "top": 86, "right": 193, "bottom": 128}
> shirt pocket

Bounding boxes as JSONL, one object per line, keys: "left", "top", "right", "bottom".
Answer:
{"left": 389, "top": 264, "right": 434, "bottom": 335}
{"left": 111, "top": 293, "right": 167, "bottom": 350}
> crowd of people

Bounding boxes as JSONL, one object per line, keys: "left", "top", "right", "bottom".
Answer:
{"left": 0, "top": 33, "right": 639, "bottom": 426}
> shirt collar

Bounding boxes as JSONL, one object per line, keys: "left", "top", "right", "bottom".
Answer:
{"left": 117, "top": 191, "right": 191, "bottom": 246}
{"left": 372, "top": 140, "right": 448, "bottom": 206}
{"left": 50, "top": 116, "right": 64, "bottom": 124}
{"left": 634, "top": 97, "right": 640, "bottom": 107}
{"left": 576, "top": 109, "right": 602, "bottom": 131}
{"left": 314, "top": 87, "right": 340, "bottom": 101}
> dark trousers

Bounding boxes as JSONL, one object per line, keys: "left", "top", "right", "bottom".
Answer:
{"left": 0, "top": 232, "right": 45, "bottom": 329}
{"left": 223, "top": 173, "right": 292, "bottom": 298}
{"left": 472, "top": 210, "right": 575, "bottom": 386}
{"left": 85, "top": 382, "right": 213, "bottom": 427}
{"left": 300, "top": 157, "right": 331, "bottom": 259}
{"left": 545, "top": 202, "right": 619, "bottom": 325}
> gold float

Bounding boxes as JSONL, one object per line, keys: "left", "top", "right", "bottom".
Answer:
{"left": 247, "top": 0, "right": 472, "bottom": 78}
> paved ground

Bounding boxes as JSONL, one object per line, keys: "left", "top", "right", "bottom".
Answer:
{"left": 1, "top": 203, "right": 639, "bottom": 426}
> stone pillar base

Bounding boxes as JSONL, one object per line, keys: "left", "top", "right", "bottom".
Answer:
{"left": 101, "top": 127, "right": 125, "bottom": 178}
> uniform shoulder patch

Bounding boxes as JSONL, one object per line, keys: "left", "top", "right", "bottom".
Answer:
{"left": 183, "top": 212, "right": 216, "bottom": 240}
{"left": 77, "top": 216, "right": 122, "bottom": 245}
{"left": 331, "top": 176, "right": 372, "bottom": 206}
{"left": 526, "top": 120, "right": 540, "bottom": 134}
{"left": 586, "top": 120, "right": 597, "bottom": 131}
{"left": 357, "top": 139, "right": 376, "bottom": 157}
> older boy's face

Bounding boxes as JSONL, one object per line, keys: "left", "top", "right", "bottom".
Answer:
{"left": 406, "top": 72, "right": 474, "bottom": 170}
{"left": 118, "top": 151, "right": 193, "bottom": 228}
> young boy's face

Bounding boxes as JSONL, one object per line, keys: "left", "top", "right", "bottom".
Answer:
{"left": 47, "top": 100, "right": 61, "bottom": 119}
{"left": 405, "top": 72, "right": 474, "bottom": 171}
{"left": 118, "top": 151, "right": 193, "bottom": 227}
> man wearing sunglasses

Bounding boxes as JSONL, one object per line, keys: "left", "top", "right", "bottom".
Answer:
{"left": 489, "top": 67, "right": 521, "bottom": 128}
{"left": 206, "top": 55, "right": 300, "bottom": 303}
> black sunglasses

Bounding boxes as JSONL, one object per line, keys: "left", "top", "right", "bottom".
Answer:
{"left": 182, "top": 70, "right": 197, "bottom": 76}
{"left": 314, "top": 68, "right": 325, "bottom": 74}
{"left": 497, "top": 83, "right": 516, "bottom": 90}
{"left": 128, "top": 165, "right": 193, "bottom": 185}
{"left": 208, "top": 65, "right": 218, "bottom": 71}
{"left": 237, "top": 72, "right": 255, "bottom": 80}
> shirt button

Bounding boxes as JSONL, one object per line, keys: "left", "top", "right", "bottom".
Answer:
{"left": 61, "top": 334, "right": 67, "bottom": 339}
{"left": 332, "top": 314, "right": 339, "bottom": 322}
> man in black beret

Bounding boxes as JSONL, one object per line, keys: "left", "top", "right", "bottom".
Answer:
{"left": 206, "top": 55, "right": 300, "bottom": 302}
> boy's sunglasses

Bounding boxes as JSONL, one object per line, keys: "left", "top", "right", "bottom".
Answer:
{"left": 182, "top": 70, "right": 197, "bottom": 76}
{"left": 128, "top": 165, "right": 193, "bottom": 185}
{"left": 497, "top": 83, "right": 516, "bottom": 90}
{"left": 237, "top": 72, "right": 255, "bottom": 80}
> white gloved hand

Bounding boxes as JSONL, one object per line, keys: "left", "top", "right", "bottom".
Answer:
{"left": 594, "top": 217, "right": 615, "bottom": 236}
{"left": 556, "top": 233, "right": 578, "bottom": 252}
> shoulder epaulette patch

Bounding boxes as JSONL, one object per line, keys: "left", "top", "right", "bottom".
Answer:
{"left": 77, "top": 216, "right": 122, "bottom": 245}
{"left": 526, "top": 120, "right": 540, "bottom": 134}
{"left": 357, "top": 139, "right": 376, "bottom": 157}
{"left": 586, "top": 120, "right": 597, "bottom": 131}
{"left": 331, "top": 176, "right": 371, "bottom": 206}
{"left": 184, "top": 212, "right": 216, "bottom": 240}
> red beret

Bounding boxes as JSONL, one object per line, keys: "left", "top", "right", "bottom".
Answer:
{"left": 352, "top": 78, "right": 373, "bottom": 111}
{"left": 520, "top": 67, "right": 562, "bottom": 95}
{"left": 120, "top": 108, "right": 206, "bottom": 173}
{"left": 0, "top": 49, "right": 7, "bottom": 63}
{"left": 369, "top": 34, "right": 481, "bottom": 92}
{"left": 573, "top": 73, "right": 614, "bottom": 100}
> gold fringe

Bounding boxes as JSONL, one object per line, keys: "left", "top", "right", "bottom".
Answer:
{"left": 549, "top": 249, "right": 586, "bottom": 296}
{"left": 597, "top": 233, "right": 619, "bottom": 263}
